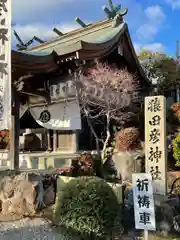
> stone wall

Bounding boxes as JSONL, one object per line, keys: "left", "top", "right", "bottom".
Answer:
{"left": 0, "top": 152, "right": 75, "bottom": 170}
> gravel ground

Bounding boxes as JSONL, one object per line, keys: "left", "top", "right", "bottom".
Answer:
{"left": 0, "top": 217, "right": 60, "bottom": 240}
{"left": 0, "top": 217, "right": 179, "bottom": 240}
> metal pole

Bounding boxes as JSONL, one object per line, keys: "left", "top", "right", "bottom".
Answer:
{"left": 144, "top": 230, "right": 148, "bottom": 240}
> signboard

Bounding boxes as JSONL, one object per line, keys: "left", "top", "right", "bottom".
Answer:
{"left": 145, "top": 96, "right": 167, "bottom": 195}
{"left": 0, "top": 0, "right": 11, "bottom": 130}
{"left": 132, "top": 173, "right": 156, "bottom": 231}
{"left": 30, "top": 101, "right": 81, "bottom": 130}
{"left": 50, "top": 80, "right": 76, "bottom": 101}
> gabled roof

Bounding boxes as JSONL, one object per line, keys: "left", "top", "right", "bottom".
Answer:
{"left": 12, "top": 50, "right": 58, "bottom": 74}
{"left": 29, "top": 19, "right": 125, "bottom": 57}
{"left": 25, "top": 17, "right": 150, "bottom": 85}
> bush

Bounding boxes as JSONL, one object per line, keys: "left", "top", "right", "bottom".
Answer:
{"left": 58, "top": 225, "right": 81, "bottom": 240}
{"left": 54, "top": 176, "right": 120, "bottom": 239}
{"left": 115, "top": 127, "right": 140, "bottom": 152}
{"left": 172, "top": 133, "right": 180, "bottom": 166}
{"left": 0, "top": 129, "right": 9, "bottom": 149}
{"left": 71, "top": 153, "right": 95, "bottom": 177}
{"left": 171, "top": 102, "right": 180, "bottom": 117}
{"left": 71, "top": 153, "right": 103, "bottom": 178}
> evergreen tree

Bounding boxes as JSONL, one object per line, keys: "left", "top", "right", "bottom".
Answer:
{"left": 138, "top": 50, "right": 180, "bottom": 92}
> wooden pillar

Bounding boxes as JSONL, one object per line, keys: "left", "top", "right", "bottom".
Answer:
{"left": 47, "top": 130, "right": 51, "bottom": 151}
{"left": 10, "top": 87, "right": 20, "bottom": 170}
{"left": 72, "top": 131, "right": 78, "bottom": 152}
{"left": 176, "top": 86, "right": 180, "bottom": 102}
{"left": 53, "top": 130, "right": 57, "bottom": 151}
{"left": 89, "top": 128, "right": 93, "bottom": 150}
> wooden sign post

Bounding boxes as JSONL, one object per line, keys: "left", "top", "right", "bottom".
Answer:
{"left": 145, "top": 96, "right": 167, "bottom": 195}
{"left": 0, "top": 0, "right": 20, "bottom": 169}
{"left": 0, "top": 0, "right": 12, "bottom": 131}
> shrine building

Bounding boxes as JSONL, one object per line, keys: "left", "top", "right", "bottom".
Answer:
{"left": 1, "top": 3, "right": 151, "bottom": 169}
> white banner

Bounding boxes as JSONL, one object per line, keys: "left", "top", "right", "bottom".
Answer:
{"left": 0, "top": 0, "right": 11, "bottom": 130}
{"left": 30, "top": 101, "right": 81, "bottom": 130}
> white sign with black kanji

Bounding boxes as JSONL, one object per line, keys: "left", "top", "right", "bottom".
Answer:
{"left": 0, "top": 0, "right": 12, "bottom": 130}
{"left": 132, "top": 173, "right": 156, "bottom": 231}
{"left": 145, "top": 95, "right": 167, "bottom": 195}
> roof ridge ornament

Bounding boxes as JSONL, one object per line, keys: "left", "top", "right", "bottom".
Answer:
{"left": 75, "top": 17, "right": 87, "bottom": 28}
{"left": 13, "top": 29, "right": 34, "bottom": 51}
{"left": 102, "top": 0, "right": 128, "bottom": 27}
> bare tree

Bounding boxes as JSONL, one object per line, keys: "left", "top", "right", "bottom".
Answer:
{"left": 75, "top": 62, "right": 138, "bottom": 161}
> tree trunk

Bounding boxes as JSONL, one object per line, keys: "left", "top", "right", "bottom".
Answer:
{"left": 84, "top": 107, "right": 103, "bottom": 177}
{"left": 84, "top": 109, "right": 101, "bottom": 158}
{"left": 102, "top": 112, "right": 110, "bottom": 163}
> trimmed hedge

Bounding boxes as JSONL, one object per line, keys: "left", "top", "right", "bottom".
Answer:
{"left": 54, "top": 176, "right": 120, "bottom": 239}
{"left": 173, "top": 133, "right": 180, "bottom": 166}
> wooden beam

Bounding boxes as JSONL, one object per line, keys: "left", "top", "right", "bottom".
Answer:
{"left": 76, "top": 51, "right": 79, "bottom": 59}
{"left": 53, "top": 130, "right": 57, "bottom": 151}
{"left": 57, "top": 55, "right": 77, "bottom": 62}
{"left": 47, "top": 130, "right": 52, "bottom": 151}
{"left": 53, "top": 28, "right": 64, "bottom": 36}
{"left": 20, "top": 90, "right": 48, "bottom": 98}
{"left": 14, "top": 74, "right": 33, "bottom": 84}
{"left": 75, "top": 17, "right": 87, "bottom": 28}
{"left": 34, "top": 36, "right": 45, "bottom": 43}
{"left": 10, "top": 86, "right": 20, "bottom": 170}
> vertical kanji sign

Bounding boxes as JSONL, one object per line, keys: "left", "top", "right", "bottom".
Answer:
{"left": 0, "top": 0, "right": 11, "bottom": 130}
{"left": 132, "top": 173, "right": 156, "bottom": 231}
{"left": 145, "top": 96, "right": 167, "bottom": 195}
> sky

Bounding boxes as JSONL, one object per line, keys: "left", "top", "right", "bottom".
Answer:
{"left": 12, "top": 0, "right": 180, "bottom": 57}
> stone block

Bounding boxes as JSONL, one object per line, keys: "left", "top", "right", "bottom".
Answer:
{"left": 43, "top": 185, "right": 55, "bottom": 206}
{"left": 0, "top": 171, "right": 45, "bottom": 216}
{"left": 38, "top": 157, "right": 45, "bottom": 169}
{"left": 107, "top": 182, "right": 123, "bottom": 204}
{"left": 167, "top": 171, "right": 180, "bottom": 191}
{"left": 112, "top": 151, "right": 143, "bottom": 182}
{"left": 46, "top": 157, "right": 55, "bottom": 169}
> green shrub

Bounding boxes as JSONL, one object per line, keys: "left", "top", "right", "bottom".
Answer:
{"left": 54, "top": 176, "right": 120, "bottom": 239}
{"left": 172, "top": 133, "right": 180, "bottom": 166}
{"left": 58, "top": 226, "right": 81, "bottom": 240}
